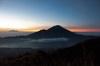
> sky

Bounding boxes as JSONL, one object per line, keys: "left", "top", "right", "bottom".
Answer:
{"left": 0, "top": 0, "right": 100, "bottom": 32}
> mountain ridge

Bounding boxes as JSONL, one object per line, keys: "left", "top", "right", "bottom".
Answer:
{"left": 27, "top": 25, "right": 82, "bottom": 39}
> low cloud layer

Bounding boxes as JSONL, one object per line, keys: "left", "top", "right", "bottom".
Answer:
{"left": 27, "top": 38, "right": 69, "bottom": 43}
{"left": 0, "top": 38, "right": 69, "bottom": 48}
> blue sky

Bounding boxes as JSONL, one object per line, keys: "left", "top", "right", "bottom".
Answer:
{"left": 0, "top": 0, "right": 100, "bottom": 32}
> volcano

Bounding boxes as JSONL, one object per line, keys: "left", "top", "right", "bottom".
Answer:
{"left": 27, "top": 25, "right": 83, "bottom": 39}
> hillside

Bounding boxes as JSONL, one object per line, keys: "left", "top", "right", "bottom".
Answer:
{"left": 0, "top": 37, "right": 100, "bottom": 66}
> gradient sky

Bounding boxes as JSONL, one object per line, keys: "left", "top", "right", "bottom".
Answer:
{"left": 0, "top": 0, "right": 100, "bottom": 32}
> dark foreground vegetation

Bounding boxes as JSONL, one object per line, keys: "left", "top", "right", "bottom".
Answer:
{"left": 0, "top": 37, "right": 100, "bottom": 66}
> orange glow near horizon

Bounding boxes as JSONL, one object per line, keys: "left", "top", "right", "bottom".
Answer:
{"left": 68, "top": 28, "right": 100, "bottom": 32}
{"left": 0, "top": 26, "right": 48, "bottom": 32}
{"left": 0, "top": 27, "right": 100, "bottom": 32}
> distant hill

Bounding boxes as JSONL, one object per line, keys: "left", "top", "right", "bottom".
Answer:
{"left": 27, "top": 25, "right": 85, "bottom": 39}
{"left": 8, "top": 30, "right": 19, "bottom": 32}
{"left": 0, "top": 37, "right": 100, "bottom": 66}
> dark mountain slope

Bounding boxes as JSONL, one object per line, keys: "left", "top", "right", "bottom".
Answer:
{"left": 0, "top": 48, "right": 33, "bottom": 57}
{"left": 50, "top": 37, "right": 100, "bottom": 66}
{"left": 0, "top": 37, "right": 100, "bottom": 66}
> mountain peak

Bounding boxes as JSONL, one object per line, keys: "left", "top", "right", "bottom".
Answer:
{"left": 52, "top": 25, "right": 63, "bottom": 28}
{"left": 48, "top": 25, "right": 70, "bottom": 32}
{"left": 48, "top": 25, "right": 67, "bottom": 31}
{"left": 28, "top": 25, "right": 78, "bottom": 38}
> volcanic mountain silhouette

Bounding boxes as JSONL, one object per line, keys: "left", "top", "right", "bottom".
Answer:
{"left": 27, "top": 25, "right": 83, "bottom": 39}
{"left": 4, "top": 25, "right": 93, "bottom": 41}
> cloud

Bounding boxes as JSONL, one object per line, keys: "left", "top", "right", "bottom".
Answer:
{"left": 0, "top": 38, "right": 69, "bottom": 48}
{"left": 27, "top": 38, "right": 69, "bottom": 43}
